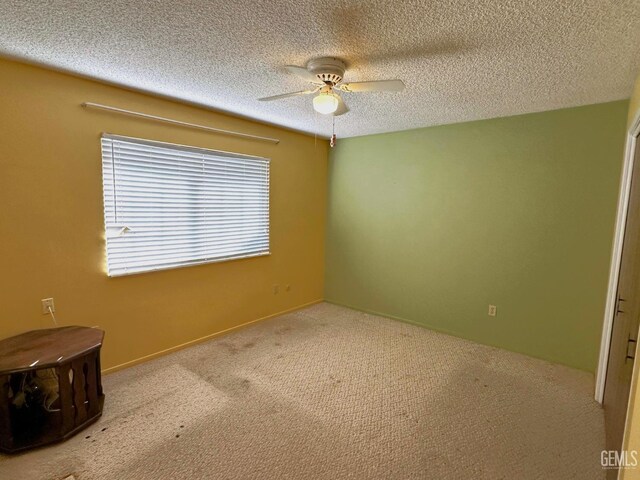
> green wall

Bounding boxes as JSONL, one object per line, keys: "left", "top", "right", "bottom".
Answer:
{"left": 325, "top": 101, "right": 628, "bottom": 372}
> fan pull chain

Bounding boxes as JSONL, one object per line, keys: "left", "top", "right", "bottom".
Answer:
{"left": 330, "top": 116, "right": 337, "bottom": 148}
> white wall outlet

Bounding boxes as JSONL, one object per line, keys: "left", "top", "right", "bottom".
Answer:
{"left": 488, "top": 304, "right": 497, "bottom": 317}
{"left": 273, "top": 284, "right": 279, "bottom": 294}
{"left": 41, "top": 298, "right": 55, "bottom": 315}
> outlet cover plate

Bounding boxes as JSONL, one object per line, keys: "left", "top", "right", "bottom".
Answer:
{"left": 41, "top": 298, "right": 55, "bottom": 315}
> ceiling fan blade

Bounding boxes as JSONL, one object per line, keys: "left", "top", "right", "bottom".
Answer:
{"left": 338, "top": 79, "right": 405, "bottom": 93}
{"left": 284, "top": 65, "right": 322, "bottom": 84}
{"left": 333, "top": 95, "right": 349, "bottom": 116}
{"left": 258, "top": 88, "right": 318, "bottom": 102}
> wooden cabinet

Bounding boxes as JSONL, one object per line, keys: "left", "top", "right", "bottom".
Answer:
{"left": 0, "top": 327, "right": 105, "bottom": 453}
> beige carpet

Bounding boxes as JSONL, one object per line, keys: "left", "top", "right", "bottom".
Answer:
{"left": 0, "top": 303, "right": 605, "bottom": 479}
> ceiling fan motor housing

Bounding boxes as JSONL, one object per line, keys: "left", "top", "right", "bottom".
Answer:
{"left": 307, "top": 57, "right": 346, "bottom": 85}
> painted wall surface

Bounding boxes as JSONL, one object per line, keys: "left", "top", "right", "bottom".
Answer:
{"left": 0, "top": 58, "right": 328, "bottom": 370}
{"left": 629, "top": 74, "right": 640, "bottom": 126}
{"left": 325, "top": 101, "right": 628, "bottom": 372}
{"left": 621, "top": 73, "right": 640, "bottom": 480}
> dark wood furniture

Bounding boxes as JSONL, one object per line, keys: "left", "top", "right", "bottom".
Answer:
{"left": 0, "top": 326, "right": 105, "bottom": 453}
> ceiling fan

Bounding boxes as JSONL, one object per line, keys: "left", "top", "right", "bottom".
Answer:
{"left": 258, "top": 57, "right": 405, "bottom": 116}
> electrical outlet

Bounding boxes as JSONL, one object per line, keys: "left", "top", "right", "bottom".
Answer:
{"left": 41, "top": 298, "right": 55, "bottom": 315}
{"left": 273, "top": 284, "right": 279, "bottom": 294}
{"left": 285, "top": 284, "right": 291, "bottom": 292}
{"left": 488, "top": 305, "right": 497, "bottom": 317}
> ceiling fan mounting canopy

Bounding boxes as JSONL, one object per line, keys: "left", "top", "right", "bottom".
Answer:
{"left": 307, "top": 57, "right": 346, "bottom": 85}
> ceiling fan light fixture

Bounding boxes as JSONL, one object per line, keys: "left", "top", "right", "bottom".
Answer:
{"left": 313, "top": 92, "right": 339, "bottom": 114}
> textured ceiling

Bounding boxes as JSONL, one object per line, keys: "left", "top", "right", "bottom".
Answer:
{"left": 1, "top": 0, "right": 639, "bottom": 138}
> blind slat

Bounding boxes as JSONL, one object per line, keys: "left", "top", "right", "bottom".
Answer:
{"left": 108, "top": 251, "right": 270, "bottom": 276}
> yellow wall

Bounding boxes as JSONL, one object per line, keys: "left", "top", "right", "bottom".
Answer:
{"left": 622, "top": 72, "right": 640, "bottom": 480}
{"left": 0, "top": 58, "right": 328, "bottom": 371}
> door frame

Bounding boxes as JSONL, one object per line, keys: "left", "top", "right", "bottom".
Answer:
{"left": 596, "top": 109, "right": 640, "bottom": 403}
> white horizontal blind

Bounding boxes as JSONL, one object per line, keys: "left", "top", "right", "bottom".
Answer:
{"left": 101, "top": 134, "right": 270, "bottom": 276}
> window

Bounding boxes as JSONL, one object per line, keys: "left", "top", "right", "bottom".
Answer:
{"left": 101, "top": 134, "right": 270, "bottom": 276}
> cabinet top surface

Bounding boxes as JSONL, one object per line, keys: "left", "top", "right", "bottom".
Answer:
{"left": 0, "top": 327, "right": 104, "bottom": 374}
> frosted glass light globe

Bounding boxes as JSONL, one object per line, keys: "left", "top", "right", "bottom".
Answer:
{"left": 313, "top": 92, "right": 339, "bottom": 114}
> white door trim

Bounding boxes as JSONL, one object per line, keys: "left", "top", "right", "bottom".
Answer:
{"left": 596, "top": 110, "right": 640, "bottom": 403}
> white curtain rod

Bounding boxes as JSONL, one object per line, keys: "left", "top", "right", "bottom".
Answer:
{"left": 81, "top": 102, "right": 280, "bottom": 144}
